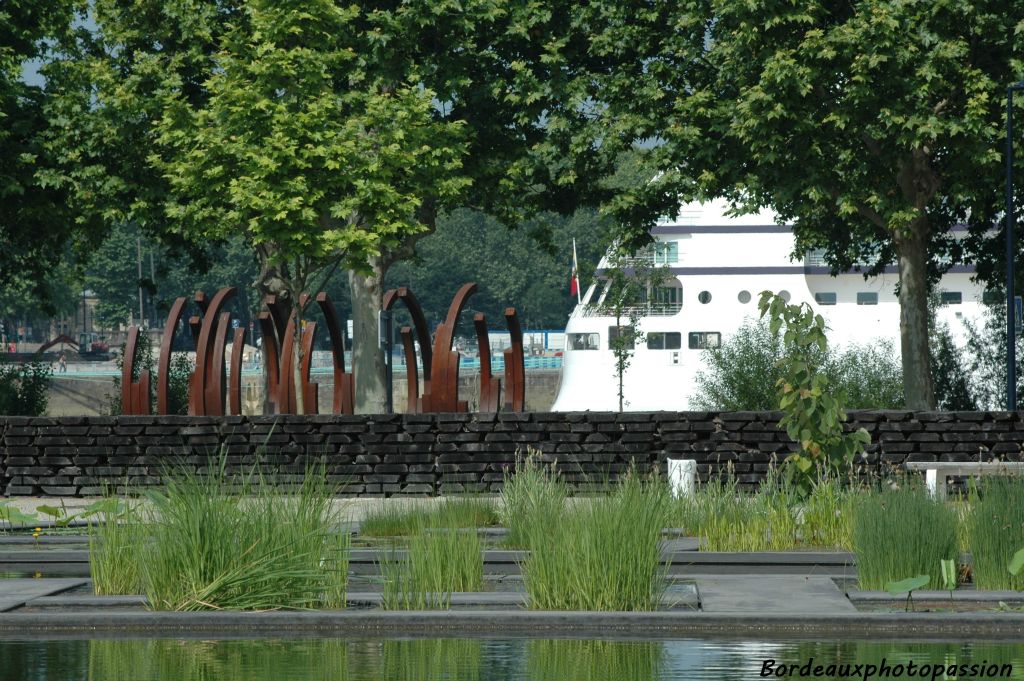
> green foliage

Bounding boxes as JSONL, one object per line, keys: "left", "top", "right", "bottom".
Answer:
{"left": 967, "top": 476, "right": 1024, "bottom": 590}
{"left": 379, "top": 519, "right": 484, "bottom": 610}
{"left": 89, "top": 501, "right": 142, "bottom": 596}
{"left": 0, "top": 359, "right": 51, "bottom": 416}
{"left": 138, "top": 458, "right": 349, "bottom": 611}
{"left": 499, "top": 454, "right": 568, "bottom": 550}
{"left": 359, "top": 498, "right": 499, "bottom": 538}
{"left": 852, "top": 486, "right": 958, "bottom": 590}
{"left": 758, "top": 292, "right": 870, "bottom": 493}
{"left": 693, "top": 317, "right": 904, "bottom": 411}
{"left": 963, "top": 299, "right": 1024, "bottom": 410}
{"left": 885, "top": 574, "right": 931, "bottom": 612}
{"left": 598, "top": 249, "right": 670, "bottom": 411}
{"left": 520, "top": 472, "right": 670, "bottom": 611}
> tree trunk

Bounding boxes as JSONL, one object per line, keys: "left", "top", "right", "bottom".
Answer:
{"left": 894, "top": 221, "right": 935, "bottom": 410}
{"left": 349, "top": 257, "right": 388, "bottom": 413}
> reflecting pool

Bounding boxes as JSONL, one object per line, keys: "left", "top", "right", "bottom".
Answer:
{"left": 1, "top": 637, "right": 1023, "bottom": 680}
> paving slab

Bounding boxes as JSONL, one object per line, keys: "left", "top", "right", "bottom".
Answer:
{"left": 0, "top": 578, "right": 88, "bottom": 612}
{"left": 695, "top": 574, "right": 856, "bottom": 613}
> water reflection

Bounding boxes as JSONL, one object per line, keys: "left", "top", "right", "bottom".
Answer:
{"left": 0, "top": 637, "right": 1022, "bottom": 680}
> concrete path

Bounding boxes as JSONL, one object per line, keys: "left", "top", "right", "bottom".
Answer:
{"left": 694, "top": 574, "right": 857, "bottom": 613}
{"left": 0, "top": 578, "right": 88, "bottom": 612}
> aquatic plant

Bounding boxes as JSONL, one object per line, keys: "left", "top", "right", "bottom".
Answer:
{"left": 521, "top": 471, "right": 670, "bottom": 611}
{"left": 499, "top": 452, "right": 567, "bottom": 549}
{"left": 359, "top": 497, "right": 499, "bottom": 538}
{"left": 852, "top": 485, "right": 957, "bottom": 590}
{"left": 967, "top": 475, "right": 1024, "bottom": 590}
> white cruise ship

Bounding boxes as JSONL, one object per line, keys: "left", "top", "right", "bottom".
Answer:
{"left": 552, "top": 199, "right": 986, "bottom": 411}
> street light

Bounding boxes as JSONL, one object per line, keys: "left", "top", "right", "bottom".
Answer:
{"left": 1007, "top": 81, "right": 1024, "bottom": 410}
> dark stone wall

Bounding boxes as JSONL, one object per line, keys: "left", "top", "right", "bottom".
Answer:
{"left": 1, "top": 411, "right": 1022, "bottom": 497}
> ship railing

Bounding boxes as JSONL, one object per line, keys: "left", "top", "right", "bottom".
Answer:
{"left": 577, "top": 302, "right": 682, "bottom": 318}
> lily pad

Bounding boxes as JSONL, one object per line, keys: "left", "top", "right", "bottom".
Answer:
{"left": 885, "top": 574, "right": 930, "bottom": 595}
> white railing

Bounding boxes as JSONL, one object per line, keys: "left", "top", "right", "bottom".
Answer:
{"left": 579, "top": 302, "right": 682, "bottom": 318}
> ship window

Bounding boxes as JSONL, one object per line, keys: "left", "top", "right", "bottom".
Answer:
{"left": 856, "top": 292, "right": 878, "bottom": 305}
{"left": 940, "top": 291, "right": 962, "bottom": 305}
{"left": 648, "top": 332, "right": 682, "bottom": 350}
{"left": 653, "top": 241, "right": 679, "bottom": 264}
{"left": 688, "top": 332, "right": 721, "bottom": 350}
{"left": 814, "top": 292, "right": 837, "bottom": 306}
{"left": 698, "top": 291, "right": 712, "bottom": 304}
{"left": 608, "top": 326, "right": 635, "bottom": 350}
{"left": 737, "top": 290, "right": 751, "bottom": 304}
{"left": 568, "top": 333, "right": 600, "bottom": 350}
{"left": 983, "top": 290, "right": 1002, "bottom": 305}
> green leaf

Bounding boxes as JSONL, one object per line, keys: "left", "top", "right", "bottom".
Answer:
{"left": 886, "top": 575, "right": 930, "bottom": 595}
{"left": 940, "top": 559, "right": 957, "bottom": 591}
{"left": 35, "top": 505, "right": 65, "bottom": 519}
{"left": 0, "top": 504, "right": 39, "bottom": 525}
{"left": 1008, "top": 548, "right": 1024, "bottom": 576}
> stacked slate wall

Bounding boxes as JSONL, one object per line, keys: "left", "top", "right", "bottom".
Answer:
{"left": 1, "top": 411, "right": 1022, "bottom": 497}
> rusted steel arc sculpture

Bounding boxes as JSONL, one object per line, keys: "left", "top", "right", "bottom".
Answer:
{"left": 204, "top": 311, "right": 231, "bottom": 416}
{"left": 503, "top": 307, "right": 526, "bottom": 412}
{"left": 421, "top": 282, "right": 477, "bottom": 413}
{"left": 229, "top": 327, "right": 245, "bottom": 415}
{"left": 120, "top": 325, "right": 151, "bottom": 415}
{"left": 156, "top": 296, "right": 188, "bottom": 415}
{"left": 382, "top": 287, "right": 433, "bottom": 383}
{"left": 190, "top": 287, "right": 236, "bottom": 415}
{"left": 474, "top": 313, "right": 501, "bottom": 412}
{"left": 398, "top": 326, "right": 420, "bottom": 413}
{"left": 276, "top": 314, "right": 298, "bottom": 415}
{"left": 315, "top": 292, "right": 354, "bottom": 414}
{"left": 264, "top": 294, "right": 289, "bottom": 342}
{"left": 257, "top": 310, "right": 281, "bottom": 414}
{"left": 299, "top": 321, "right": 319, "bottom": 415}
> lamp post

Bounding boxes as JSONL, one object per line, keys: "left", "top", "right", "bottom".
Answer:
{"left": 1007, "top": 81, "right": 1024, "bottom": 410}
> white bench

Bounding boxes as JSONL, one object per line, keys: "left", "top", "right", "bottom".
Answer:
{"left": 903, "top": 461, "right": 1024, "bottom": 500}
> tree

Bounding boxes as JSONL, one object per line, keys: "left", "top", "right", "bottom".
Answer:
{"left": 597, "top": 249, "right": 669, "bottom": 411}
{"left": 0, "top": 1, "right": 94, "bottom": 315}
{"left": 572, "top": 0, "right": 1024, "bottom": 409}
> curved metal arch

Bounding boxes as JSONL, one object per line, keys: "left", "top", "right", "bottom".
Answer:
{"left": 315, "top": 292, "right": 354, "bottom": 414}
{"left": 422, "top": 282, "right": 477, "bottom": 412}
{"left": 503, "top": 307, "right": 526, "bottom": 412}
{"left": 191, "top": 287, "right": 236, "bottom": 415}
{"left": 475, "top": 313, "right": 501, "bottom": 412}
{"left": 157, "top": 297, "right": 188, "bottom": 415}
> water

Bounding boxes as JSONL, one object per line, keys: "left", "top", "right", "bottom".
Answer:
{"left": 2, "top": 638, "right": 1023, "bottom": 680}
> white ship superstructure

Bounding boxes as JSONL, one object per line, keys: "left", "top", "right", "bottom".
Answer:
{"left": 552, "top": 200, "right": 985, "bottom": 411}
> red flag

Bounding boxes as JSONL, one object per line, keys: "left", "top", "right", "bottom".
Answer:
{"left": 570, "top": 239, "right": 580, "bottom": 302}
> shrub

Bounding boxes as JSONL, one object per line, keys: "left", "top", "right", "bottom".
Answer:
{"left": 852, "top": 486, "right": 958, "bottom": 590}
{"left": 0, "top": 359, "right": 51, "bottom": 416}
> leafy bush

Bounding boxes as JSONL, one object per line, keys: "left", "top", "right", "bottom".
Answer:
{"left": 693, "top": 317, "right": 903, "bottom": 411}
{"left": 0, "top": 359, "right": 51, "bottom": 416}
{"left": 852, "top": 485, "right": 958, "bottom": 590}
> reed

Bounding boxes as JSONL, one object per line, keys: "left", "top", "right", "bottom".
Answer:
{"left": 967, "top": 475, "right": 1024, "bottom": 590}
{"left": 852, "top": 485, "right": 958, "bottom": 590}
{"left": 800, "top": 473, "right": 857, "bottom": 549}
{"left": 499, "top": 454, "right": 567, "bottom": 549}
{"left": 360, "top": 497, "right": 499, "bottom": 538}
{"left": 88, "top": 499, "right": 142, "bottom": 595}
{"left": 139, "top": 457, "right": 349, "bottom": 611}
{"left": 379, "top": 507, "right": 484, "bottom": 610}
{"left": 521, "top": 472, "right": 670, "bottom": 611}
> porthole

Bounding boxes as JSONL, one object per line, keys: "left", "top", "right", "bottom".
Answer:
{"left": 698, "top": 291, "right": 712, "bottom": 304}
{"left": 737, "top": 290, "right": 751, "bottom": 304}
{"left": 779, "top": 290, "right": 791, "bottom": 302}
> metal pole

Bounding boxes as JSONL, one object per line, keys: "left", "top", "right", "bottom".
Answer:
{"left": 137, "top": 237, "right": 144, "bottom": 327}
{"left": 1007, "top": 84, "right": 1024, "bottom": 410}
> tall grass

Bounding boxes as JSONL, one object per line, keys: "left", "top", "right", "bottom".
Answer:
{"left": 801, "top": 473, "right": 858, "bottom": 549}
{"left": 521, "top": 472, "right": 670, "bottom": 611}
{"left": 967, "top": 475, "right": 1024, "bottom": 590}
{"left": 379, "top": 505, "right": 484, "bottom": 609}
{"left": 135, "top": 457, "right": 349, "bottom": 611}
{"left": 360, "top": 497, "right": 499, "bottom": 538}
{"left": 852, "top": 485, "right": 958, "bottom": 590}
{"left": 676, "top": 468, "right": 799, "bottom": 551}
{"left": 499, "top": 455, "right": 567, "bottom": 549}
{"left": 88, "top": 499, "right": 141, "bottom": 595}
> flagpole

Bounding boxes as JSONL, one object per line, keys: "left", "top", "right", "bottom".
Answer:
{"left": 572, "top": 238, "right": 581, "bottom": 304}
